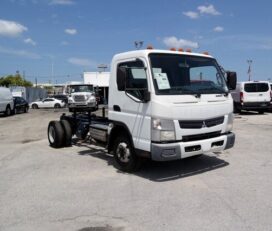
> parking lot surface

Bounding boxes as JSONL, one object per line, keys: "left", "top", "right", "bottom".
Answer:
{"left": 0, "top": 109, "right": 272, "bottom": 231}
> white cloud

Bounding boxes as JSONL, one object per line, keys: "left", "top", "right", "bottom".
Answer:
{"left": 197, "top": 4, "right": 221, "bottom": 15}
{"left": 65, "top": 28, "right": 77, "bottom": 35}
{"left": 0, "top": 19, "right": 27, "bottom": 37}
{"left": 68, "top": 57, "right": 95, "bottom": 67}
{"left": 163, "top": 36, "right": 199, "bottom": 49}
{"left": 213, "top": 26, "right": 224, "bottom": 32}
{"left": 0, "top": 45, "right": 40, "bottom": 59}
{"left": 24, "top": 37, "right": 36, "bottom": 46}
{"left": 49, "top": 0, "right": 75, "bottom": 5}
{"left": 183, "top": 11, "right": 199, "bottom": 19}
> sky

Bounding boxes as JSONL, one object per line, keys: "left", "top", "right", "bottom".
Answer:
{"left": 0, "top": 0, "right": 272, "bottom": 84}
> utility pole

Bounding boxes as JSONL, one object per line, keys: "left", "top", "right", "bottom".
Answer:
{"left": 247, "top": 60, "right": 252, "bottom": 81}
{"left": 35, "top": 77, "right": 37, "bottom": 87}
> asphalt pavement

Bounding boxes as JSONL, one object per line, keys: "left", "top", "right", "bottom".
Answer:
{"left": 0, "top": 109, "right": 272, "bottom": 231}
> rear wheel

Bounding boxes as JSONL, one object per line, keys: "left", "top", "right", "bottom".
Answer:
{"left": 32, "top": 104, "right": 38, "bottom": 109}
{"left": 61, "top": 120, "right": 72, "bottom": 146}
{"left": 113, "top": 133, "right": 141, "bottom": 172}
{"left": 48, "top": 121, "right": 65, "bottom": 148}
{"left": 258, "top": 110, "right": 264, "bottom": 114}
{"left": 233, "top": 103, "right": 241, "bottom": 114}
{"left": 5, "top": 105, "right": 11, "bottom": 116}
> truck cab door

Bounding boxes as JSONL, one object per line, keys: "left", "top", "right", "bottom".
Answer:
{"left": 111, "top": 59, "right": 151, "bottom": 152}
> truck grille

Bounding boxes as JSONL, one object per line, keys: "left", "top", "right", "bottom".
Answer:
{"left": 179, "top": 116, "right": 224, "bottom": 129}
{"left": 182, "top": 131, "right": 221, "bottom": 142}
{"left": 74, "top": 95, "right": 85, "bottom": 102}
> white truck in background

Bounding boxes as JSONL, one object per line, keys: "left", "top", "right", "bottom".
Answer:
{"left": 0, "top": 87, "right": 14, "bottom": 116}
{"left": 231, "top": 81, "right": 271, "bottom": 113}
{"left": 66, "top": 84, "right": 97, "bottom": 112}
{"left": 48, "top": 49, "right": 237, "bottom": 172}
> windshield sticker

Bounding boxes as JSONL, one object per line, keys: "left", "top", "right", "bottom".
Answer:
{"left": 152, "top": 68, "right": 162, "bottom": 73}
{"left": 154, "top": 73, "right": 170, "bottom": 90}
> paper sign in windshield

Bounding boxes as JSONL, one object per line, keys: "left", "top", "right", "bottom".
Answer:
{"left": 154, "top": 73, "right": 170, "bottom": 90}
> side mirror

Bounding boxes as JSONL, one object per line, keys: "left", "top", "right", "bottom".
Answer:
{"left": 143, "top": 90, "right": 151, "bottom": 103}
{"left": 226, "top": 71, "right": 237, "bottom": 90}
{"left": 117, "top": 67, "right": 126, "bottom": 91}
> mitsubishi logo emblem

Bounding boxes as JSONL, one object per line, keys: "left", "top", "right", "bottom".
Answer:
{"left": 202, "top": 121, "right": 206, "bottom": 128}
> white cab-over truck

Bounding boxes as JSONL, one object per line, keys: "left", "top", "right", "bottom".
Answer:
{"left": 48, "top": 49, "right": 237, "bottom": 172}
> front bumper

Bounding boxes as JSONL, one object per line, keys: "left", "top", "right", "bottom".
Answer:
{"left": 151, "top": 132, "right": 235, "bottom": 161}
{"left": 68, "top": 102, "right": 96, "bottom": 108}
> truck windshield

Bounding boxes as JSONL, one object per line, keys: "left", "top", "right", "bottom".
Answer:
{"left": 70, "top": 85, "right": 93, "bottom": 93}
{"left": 149, "top": 54, "right": 228, "bottom": 95}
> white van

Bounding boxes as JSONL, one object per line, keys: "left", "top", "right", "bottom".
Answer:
{"left": 0, "top": 87, "right": 14, "bottom": 116}
{"left": 231, "top": 81, "right": 271, "bottom": 113}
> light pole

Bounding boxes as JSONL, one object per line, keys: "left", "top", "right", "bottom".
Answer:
{"left": 134, "top": 41, "right": 144, "bottom": 49}
{"left": 247, "top": 60, "right": 252, "bottom": 81}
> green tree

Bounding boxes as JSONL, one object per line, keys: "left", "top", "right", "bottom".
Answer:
{"left": 0, "top": 74, "right": 33, "bottom": 87}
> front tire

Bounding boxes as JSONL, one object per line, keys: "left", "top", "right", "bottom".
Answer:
{"left": 113, "top": 134, "right": 141, "bottom": 172}
{"left": 32, "top": 104, "right": 38, "bottom": 109}
{"left": 54, "top": 103, "right": 61, "bottom": 108}
{"left": 48, "top": 121, "right": 65, "bottom": 148}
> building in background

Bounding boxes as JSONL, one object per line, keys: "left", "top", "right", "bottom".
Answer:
{"left": 84, "top": 72, "right": 110, "bottom": 104}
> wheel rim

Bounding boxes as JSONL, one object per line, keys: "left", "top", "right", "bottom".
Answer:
{"left": 48, "top": 126, "right": 56, "bottom": 143}
{"left": 116, "top": 142, "right": 131, "bottom": 163}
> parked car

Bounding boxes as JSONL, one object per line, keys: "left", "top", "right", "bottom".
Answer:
{"left": 0, "top": 87, "right": 14, "bottom": 116}
{"left": 51, "top": 94, "right": 68, "bottom": 105}
{"left": 30, "top": 98, "right": 65, "bottom": 109}
{"left": 13, "top": 96, "right": 29, "bottom": 114}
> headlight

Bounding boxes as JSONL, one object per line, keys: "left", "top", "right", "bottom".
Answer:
{"left": 226, "top": 113, "right": 234, "bottom": 132}
{"left": 151, "top": 118, "right": 176, "bottom": 142}
{"left": 87, "top": 95, "right": 95, "bottom": 102}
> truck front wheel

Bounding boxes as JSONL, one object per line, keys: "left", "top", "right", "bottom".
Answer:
{"left": 113, "top": 134, "right": 141, "bottom": 172}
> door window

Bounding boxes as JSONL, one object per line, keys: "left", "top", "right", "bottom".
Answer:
{"left": 117, "top": 60, "right": 148, "bottom": 99}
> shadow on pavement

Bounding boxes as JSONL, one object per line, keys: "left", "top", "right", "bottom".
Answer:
{"left": 77, "top": 143, "right": 229, "bottom": 182}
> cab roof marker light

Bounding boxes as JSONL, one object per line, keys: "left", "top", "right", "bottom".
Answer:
{"left": 178, "top": 48, "right": 184, "bottom": 52}
{"left": 170, "top": 48, "right": 176, "bottom": 51}
{"left": 186, "top": 48, "right": 192, "bottom": 53}
{"left": 203, "top": 51, "right": 209, "bottom": 55}
{"left": 146, "top": 45, "right": 153, "bottom": 49}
